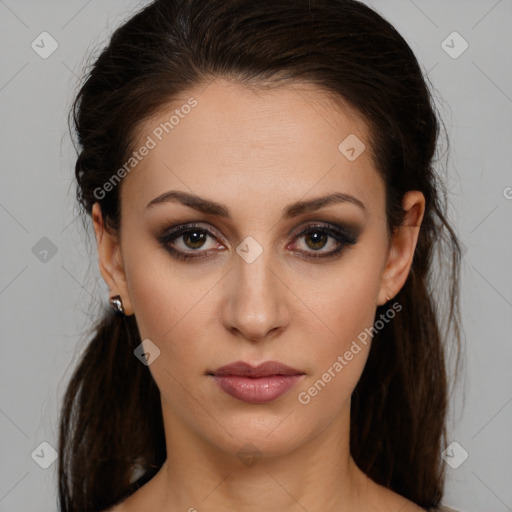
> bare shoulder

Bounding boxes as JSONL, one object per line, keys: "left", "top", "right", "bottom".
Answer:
{"left": 385, "top": 497, "right": 463, "bottom": 512}
{"left": 363, "top": 478, "right": 427, "bottom": 512}
{"left": 382, "top": 492, "right": 426, "bottom": 512}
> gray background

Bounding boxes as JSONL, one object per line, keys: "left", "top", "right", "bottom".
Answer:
{"left": 0, "top": 1, "right": 511, "bottom": 511}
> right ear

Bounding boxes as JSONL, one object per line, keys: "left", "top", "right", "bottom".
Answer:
{"left": 91, "top": 202, "right": 134, "bottom": 316}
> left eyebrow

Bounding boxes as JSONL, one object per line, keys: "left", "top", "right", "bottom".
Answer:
{"left": 145, "top": 190, "right": 366, "bottom": 218}
{"left": 283, "top": 192, "right": 366, "bottom": 217}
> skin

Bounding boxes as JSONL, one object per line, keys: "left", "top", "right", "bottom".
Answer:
{"left": 95, "top": 78, "right": 426, "bottom": 512}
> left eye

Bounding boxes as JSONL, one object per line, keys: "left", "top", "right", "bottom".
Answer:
{"left": 288, "top": 223, "right": 358, "bottom": 259}
{"left": 295, "top": 228, "right": 339, "bottom": 252}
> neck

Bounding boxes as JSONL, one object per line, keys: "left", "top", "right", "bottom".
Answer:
{"left": 145, "top": 406, "right": 375, "bottom": 512}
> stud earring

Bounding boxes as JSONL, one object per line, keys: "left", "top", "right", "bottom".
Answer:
{"left": 109, "top": 294, "right": 125, "bottom": 316}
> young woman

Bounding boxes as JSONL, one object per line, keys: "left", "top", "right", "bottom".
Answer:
{"left": 58, "top": 1, "right": 463, "bottom": 511}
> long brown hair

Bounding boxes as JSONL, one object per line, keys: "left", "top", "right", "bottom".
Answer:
{"left": 59, "top": 1, "right": 463, "bottom": 510}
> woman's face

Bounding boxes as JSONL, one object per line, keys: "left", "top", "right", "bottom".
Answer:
{"left": 93, "top": 78, "right": 423, "bottom": 460}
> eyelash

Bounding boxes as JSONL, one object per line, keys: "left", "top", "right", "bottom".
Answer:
{"left": 158, "top": 222, "right": 358, "bottom": 262}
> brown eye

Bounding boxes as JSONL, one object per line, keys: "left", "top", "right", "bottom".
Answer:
{"left": 291, "top": 223, "right": 359, "bottom": 260}
{"left": 159, "top": 222, "right": 359, "bottom": 262}
{"left": 303, "top": 231, "right": 329, "bottom": 251}
{"left": 182, "top": 230, "right": 208, "bottom": 249}
{"left": 158, "top": 223, "right": 225, "bottom": 261}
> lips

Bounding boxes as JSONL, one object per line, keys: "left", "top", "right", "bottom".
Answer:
{"left": 208, "top": 361, "right": 305, "bottom": 404}
{"left": 210, "top": 360, "right": 304, "bottom": 378}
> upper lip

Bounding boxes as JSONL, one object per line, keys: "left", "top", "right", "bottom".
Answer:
{"left": 209, "top": 360, "right": 304, "bottom": 378}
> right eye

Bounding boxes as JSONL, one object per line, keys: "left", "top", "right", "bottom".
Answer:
{"left": 158, "top": 223, "right": 226, "bottom": 261}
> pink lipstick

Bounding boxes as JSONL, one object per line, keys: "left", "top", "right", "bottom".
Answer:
{"left": 208, "top": 361, "right": 305, "bottom": 404}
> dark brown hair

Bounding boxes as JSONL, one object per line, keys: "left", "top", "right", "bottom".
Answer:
{"left": 59, "top": 1, "right": 463, "bottom": 511}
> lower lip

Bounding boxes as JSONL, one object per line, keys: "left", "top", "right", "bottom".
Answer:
{"left": 211, "top": 375, "right": 303, "bottom": 404}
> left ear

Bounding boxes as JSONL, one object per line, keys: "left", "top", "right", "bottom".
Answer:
{"left": 377, "top": 190, "right": 425, "bottom": 305}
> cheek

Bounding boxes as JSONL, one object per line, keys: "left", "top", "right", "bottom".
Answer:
{"left": 123, "top": 243, "right": 220, "bottom": 374}
{"left": 297, "top": 249, "right": 385, "bottom": 409}
{"left": 122, "top": 231, "right": 197, "bottom": 333}
{"left": 314, "top": 251, "right": 384, "bottom": 347}
{"left": 125, "top": 260, "right": 214, "bottom": 413}
{"left": 294, "top": 292, "right": 375, "bottom": 420}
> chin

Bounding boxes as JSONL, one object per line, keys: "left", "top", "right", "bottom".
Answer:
{"left": 199, "top": 408, "right": 317, "bottom": 462}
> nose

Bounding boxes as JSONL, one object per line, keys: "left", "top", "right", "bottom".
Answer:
{"left": 220, "top": 248, "right": 290, "bottom": 343}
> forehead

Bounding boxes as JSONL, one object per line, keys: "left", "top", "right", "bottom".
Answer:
{"left": 121, "top": 78, "right": 384, "bottom": 218}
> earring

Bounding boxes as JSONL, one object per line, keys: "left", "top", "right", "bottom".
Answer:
{"left": 109, "top": 294, "right": 125, "bottom": 316}
{"left": 386, "top": 296, "right": 391, "bottom": 302}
